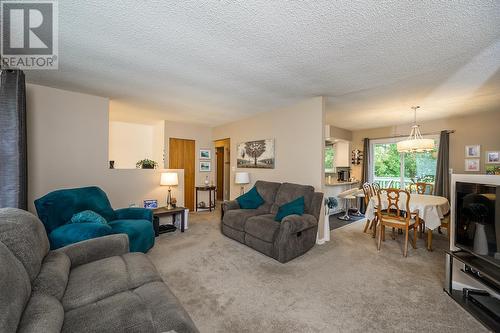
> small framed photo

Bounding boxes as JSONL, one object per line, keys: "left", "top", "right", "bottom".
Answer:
{"left": 199, "top": 149, "right": 211, "bottom": 160}
{"left": 143, "top": 199, "right": 158, "bottom": 209}
{"left": 465, "top": 159, "right": 480, "bottom": 172}
{"left": 199, "top": 161, "right": 211, "bottom": 172}
{"left": 465, "top": 145, "right": 480, "bottom": 158}
{"left": 486, "top": 151, "right": 500, "bottom": 164}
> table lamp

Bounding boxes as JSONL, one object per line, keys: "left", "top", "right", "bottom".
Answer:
{"left": 235, "top": 172, "right": 250, "bottom": 195}
{"left": 160, "top": 172, "right": 178, "bottom": 209}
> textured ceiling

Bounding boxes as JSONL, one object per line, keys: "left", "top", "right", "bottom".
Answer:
{"left": 25, "top": 1, "right": 500, "bottom": 129}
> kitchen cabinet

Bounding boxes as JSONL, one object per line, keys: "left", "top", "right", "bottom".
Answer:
{"left": 334, "top": 141, "right": 350, "bottom": 167}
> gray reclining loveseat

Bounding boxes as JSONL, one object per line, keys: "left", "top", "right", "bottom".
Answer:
{"left": 221, "top": 181, "right": 323, "bottom": 263}
{"left": 0, "top": 208, "right": 198, "bottom": 333}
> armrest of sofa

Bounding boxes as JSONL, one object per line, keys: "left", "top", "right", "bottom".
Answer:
{"left": 221, "top": 200, "right": 240, "bottom": 219}
{"left": 310, "top": 192, "right": 324, "bottom": 221}
{"left": 55, "top": 234, "right": 129, "bottom": 267}
{"left": 281, "top": 214, "right": 318, "bottom": 234}
{"left": 114, "top": 207, "right": 153, "bottom": 222}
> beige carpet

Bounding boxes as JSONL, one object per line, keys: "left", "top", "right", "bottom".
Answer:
{"left": 148, "top": 209, "right": 486, "bottom": 333}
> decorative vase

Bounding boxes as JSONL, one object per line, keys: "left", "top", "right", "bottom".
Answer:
{"left": 473, "top": 223, "right": 489, "bottom": 256}
{"left": 109, "top": 161, "right": 115, "bottom": 169}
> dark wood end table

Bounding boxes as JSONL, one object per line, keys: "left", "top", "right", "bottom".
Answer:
{"left": 152, "top": 206, "right": 186, "bottom": 233}
{"left": 195, "top": 186, "right": 216, "bottom": 212}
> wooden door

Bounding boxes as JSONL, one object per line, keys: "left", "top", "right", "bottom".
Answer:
{"left": 169, "top": 138, "right": 195, "bottom": 211}
{"left": 216, "top": 147, "right": 224, "bottom": 201}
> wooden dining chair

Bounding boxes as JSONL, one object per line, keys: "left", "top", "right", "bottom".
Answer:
{"left": 415, "top": 182, "right": 434, "bottom": 195}
{"left": 376, "top": 188, "right": 420, "bottom": 257}
{"left": 362, "top": 183, "right": 374, "bottom": 232}
{"left": 438, "top": 212, "right": 450, "bottom": 237}
{"left": 362, "top": 182, "right": 381, "bottom": 233}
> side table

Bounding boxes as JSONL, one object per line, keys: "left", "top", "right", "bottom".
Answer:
{"left": 152, "top": 206, "right": 186, "bottom": 234}
{"left": 195, "top": 186, "right": 216, "bottom": 212}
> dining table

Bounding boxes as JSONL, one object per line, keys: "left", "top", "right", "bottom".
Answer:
{"left": 364, "top": 193, "right": 450, "bottom": 250}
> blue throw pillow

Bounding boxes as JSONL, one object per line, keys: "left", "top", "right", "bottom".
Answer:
{"left": 70, "top": 210, "right": 108, "bottom": 225}
{"left": 236, "top": 186, "right": 265, "bottom": 209}
{"left": 275, "top": 197, "right": 305, "bottom": 222}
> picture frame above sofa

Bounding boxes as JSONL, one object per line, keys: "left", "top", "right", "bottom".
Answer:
{"left": 237, "top": 139, "right": 275, "bottom": 169}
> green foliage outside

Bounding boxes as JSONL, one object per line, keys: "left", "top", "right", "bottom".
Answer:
{"left": 373, "top": 143, "right": 437, "bottom": 183}
{"left": 325, "top": 146, "right": 335, "bottom": 169}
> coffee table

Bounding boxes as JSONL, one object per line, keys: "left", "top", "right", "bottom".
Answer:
{"left": 152, "top": 206, "right": 186, "bottom": 233}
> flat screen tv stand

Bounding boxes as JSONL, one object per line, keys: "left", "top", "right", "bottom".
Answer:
{"left": 445, "top": 250, "right": 500, "bottom": 331}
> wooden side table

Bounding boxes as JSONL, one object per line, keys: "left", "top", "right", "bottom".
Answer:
{"left": 195, "top": 186, "right": 216, "bottom": 212}
{"left": 152, "top": 206, "right": 186, "bottom": 233}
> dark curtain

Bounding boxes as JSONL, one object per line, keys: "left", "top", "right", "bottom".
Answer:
{"left": 434, "top": 130, "right": 450, "bottom": 200}
{"left": 360, "top": 138, "right": 370, "bottom": 212}
{"left": 361, "top": 138, "right": 370, "bottom": 184}
{"left": 0, "top": 70, "right": 27, "bottom": 209}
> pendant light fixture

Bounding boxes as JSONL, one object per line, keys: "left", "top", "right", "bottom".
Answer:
{"left": 397, "top": 106, "right": 435, "bottom": 153}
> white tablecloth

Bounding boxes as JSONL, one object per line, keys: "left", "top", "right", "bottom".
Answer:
{"left": 365, "top": 193, "right": 450, "bottom": 230}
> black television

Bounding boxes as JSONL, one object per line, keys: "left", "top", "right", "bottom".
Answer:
{"left": 455, "top": 182, "right": 500, "bottom": 268}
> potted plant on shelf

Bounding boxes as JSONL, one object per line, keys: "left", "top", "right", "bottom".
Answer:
{"left": 136, "top": 159, "right": 158, "bottom": 169}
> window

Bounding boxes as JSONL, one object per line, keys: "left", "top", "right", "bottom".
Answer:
{"left": 325, "top": 145, "right": 335, "bottom": 171}
{"left": 370, "top": 135, "right": 439, "bottom": 189}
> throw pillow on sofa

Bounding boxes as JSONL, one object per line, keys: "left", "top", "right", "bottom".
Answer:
{"left": 236, "top": 186, "right": 265, "bottom": 209}
{"left": 70, "top": 210, "right": 108, "bottom": 225}
{"left": 275, "top": 196, "right": 305, "bottom": 221}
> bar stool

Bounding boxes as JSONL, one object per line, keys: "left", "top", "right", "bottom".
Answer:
{"left": 351, "top": 189, "right": 365, "bottom": 217}
{"left": 337, "top": 188, "right": 358, "bottom": 221}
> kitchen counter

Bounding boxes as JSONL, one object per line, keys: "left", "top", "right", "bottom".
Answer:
{"left": 324, "top": 181, "right": 360, "bottom": 186}
{"left": 323, "top": 181, "right": 361, "bottom": 215}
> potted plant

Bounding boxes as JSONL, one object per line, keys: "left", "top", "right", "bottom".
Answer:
{"left": 136, "top": 159, "right": 158, "bottom": 169}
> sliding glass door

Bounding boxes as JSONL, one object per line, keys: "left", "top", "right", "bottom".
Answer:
{"left": 370, "top": 136, "right": 439, "bottom": 189}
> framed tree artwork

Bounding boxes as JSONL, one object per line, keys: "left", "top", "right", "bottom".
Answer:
{"left": 237, "top": 139, "right": 275, "bottom": 169}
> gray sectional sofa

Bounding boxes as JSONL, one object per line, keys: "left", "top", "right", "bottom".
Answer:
{"left": 221, "top": 181, "right": 323, "bottom": 263}
{"left": 0, "top": 208, "right": 198, "bottom": 333}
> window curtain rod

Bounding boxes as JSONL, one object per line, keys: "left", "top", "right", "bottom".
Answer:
{"left": 364, "top": 129, "right": 455, "bottom": 141}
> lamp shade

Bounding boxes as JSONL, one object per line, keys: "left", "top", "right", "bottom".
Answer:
{"left": 397, "top": 138, "right": 435, "bottom": 153}
{"left": 160, "top": 172, "right": 178, "bottom": 186}
{"left": 235, "top": 172, "right": 250, "bottom": 185}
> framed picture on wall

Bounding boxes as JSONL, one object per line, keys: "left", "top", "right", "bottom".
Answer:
{"left": 465, "top": 159, "right": 480, "bottom": 172}
{"left": 486, "top": 151, "right": 500, "bottom": 164}
{"left": 199, "top": 149, "right": 211, "bottom": 160}
{"left": 236, "top": 139, "right": 275, "bottom": 169}
{"left": 465, "top": 145, "right": 480, "bottom": 158}
{"left": 199, "top": 161, "right": 211, "bottom": 172}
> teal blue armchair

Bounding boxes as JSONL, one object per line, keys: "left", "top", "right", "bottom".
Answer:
{"left": 34, "top": 186, "right": 155, "bottom": 253}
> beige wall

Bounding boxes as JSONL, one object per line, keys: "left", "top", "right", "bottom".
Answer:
{"left": 213, "top": 96, "right": 326, "bottom": 238}
{"left": 26, "top": 84, "right": 184, "bottom": 212}
{"left": 213, "top": 97, "right": 325, "bottom": 197}
{"left": 109, "top": 120, "right": 164, "bottom": 169}
{"left": 327, "top": 125, "right": 353, "bottom": 141}
{"left": 350, "top": 110, "right": 500, "bottom": 179}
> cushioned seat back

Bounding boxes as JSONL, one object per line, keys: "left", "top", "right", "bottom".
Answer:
{"left": 34, "top": 186, "right": 116, "bottom": 233}
{"left": 254, "top": 181, "right": 281, "bottom": 212}
{"left": 270, "top": 183, "right": 315, "bottom": 215}
{"left": 0, "top": 208, "right": 49, "bottom": 281}
{"left": 0, "top": 208, "right": 51, "bottom": 332}
{"left": 0, "top": 241, "right": 31, "bottom": 333}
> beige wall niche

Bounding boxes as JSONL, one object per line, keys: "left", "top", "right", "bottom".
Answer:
{"left": 27, "top": 84, "right": 184, "bottom": 211}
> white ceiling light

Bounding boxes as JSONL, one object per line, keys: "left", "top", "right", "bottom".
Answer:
{"left": 397, "top": 106, "right": 435, "bottom": 153}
